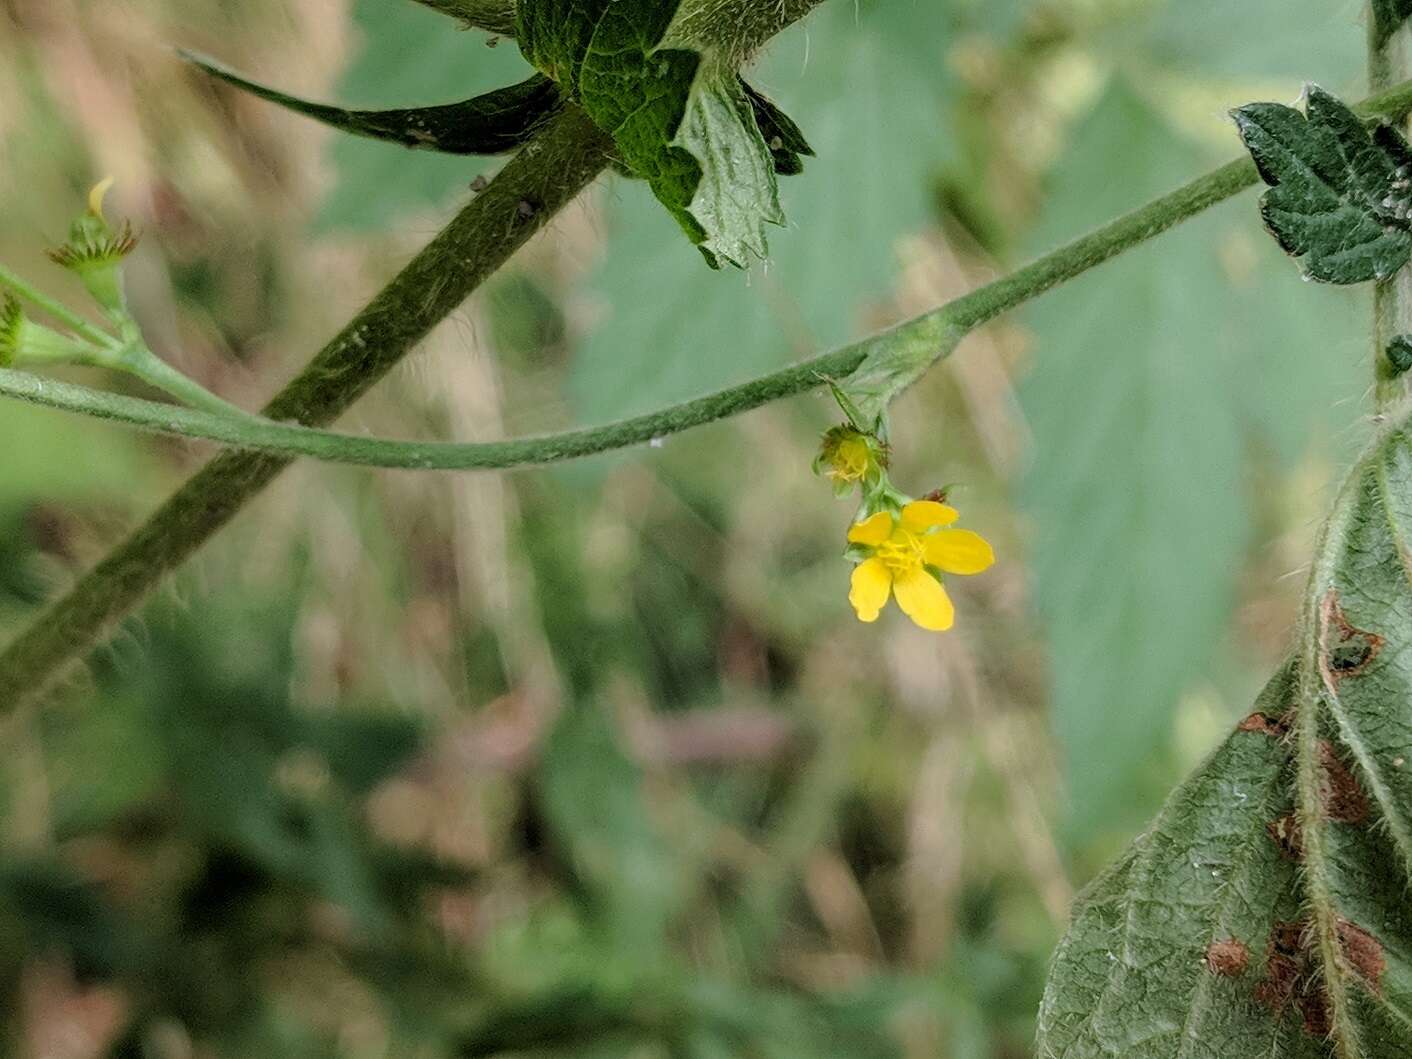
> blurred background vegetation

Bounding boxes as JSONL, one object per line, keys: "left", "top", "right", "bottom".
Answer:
{"left": 0, "top": 0, "right": 1380, "bottom": 1054}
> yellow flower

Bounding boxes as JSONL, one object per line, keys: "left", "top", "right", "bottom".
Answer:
{"left": 846, "top": 500, "right": 994, "bottom": 631}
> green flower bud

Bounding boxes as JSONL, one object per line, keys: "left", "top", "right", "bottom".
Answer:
{"left": 0, "top": 296, "right": 100, "bottom": 367}
{"left": 47, "top": 178, "right": 137, "bottom": 317}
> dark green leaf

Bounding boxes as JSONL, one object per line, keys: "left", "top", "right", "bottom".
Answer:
{"left": 1389, "top": 334, "right": 1412, "bottom": 375}
{"left": 1040, "top": 406, "right": 1412, "bottom": 1055}
{"left": 1373, "top": 0, "right": 1412, "bottom": 48}
{"left": 516, "top": 0, "right": 799, "bottom": 266}
{"left": 742, "top": 79, "right": 815, "bottom": 176}
{"left": 1233, "top": 85, "right": 1412, "bottom": 284}
{"left": 183, "top": 50, "right": 561, "bottom": 155}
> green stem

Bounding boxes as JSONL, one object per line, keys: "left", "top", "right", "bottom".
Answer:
{"left": 1372, "top": 20, "right": 1411, "bottom": 411}
{"left": 411, "top": 0, "right": 517, "bottom": 34}
{"left": 0, "top": 264, "right": 118, "bottom": 350}
{"left": 12, "top": 77, "right": 1412, "bottom": 471}
{"left": 116, "top": 344, "right": 252, "bottom": 419}
{"left": 0, "top": 104, "right": 613, "bottom": 711}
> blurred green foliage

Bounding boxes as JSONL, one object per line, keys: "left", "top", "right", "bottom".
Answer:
{"left": 0, "top": 0, "right": 1387, "bottom": 1054}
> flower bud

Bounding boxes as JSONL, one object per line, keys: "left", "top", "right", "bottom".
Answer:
{"left": 0, "top": 296, "right": 98, "bottom": 367}
{"left": 815, "top": 425, "right": 887, "bottom": 495}
{"left": 48, "top": 178, "right": 137, "bottom": 317}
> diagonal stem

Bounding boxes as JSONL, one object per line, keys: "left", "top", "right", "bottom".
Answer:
{"left": 0, "top": 104, "right": 612, "bottom": 710}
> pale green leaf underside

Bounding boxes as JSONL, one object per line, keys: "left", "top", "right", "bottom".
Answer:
{"left": 1039, "top": 413, "right": 1412, "bottom": 1057}
{"left": 1234, "top": 86, "right": 1412, "bottom": 284}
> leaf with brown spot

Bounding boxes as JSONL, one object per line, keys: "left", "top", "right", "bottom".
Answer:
{"left": 1206, "top": 939, "right": 1250, "bottom": 977}
{"left": 1040, "top": 411, "right": 1412, "bottom": 1056}
{"left": 1239, "top": 711, "right": 1291, "bottom": 738}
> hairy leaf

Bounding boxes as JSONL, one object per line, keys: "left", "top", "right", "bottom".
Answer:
{"left": 515, "top": 0, "right": 800, "bottom": 266}
{"left": 183, "top": 50, "right": 562, "bottom": 155}
{"left": 1233, "top": 86, "right": 1412, "bottom": 284}
{"left": 1038, "top": 410, "right": 1412, "bottom": 1056}
{"left": 1373, "top": 0, "right": 1412, "bottom": 48}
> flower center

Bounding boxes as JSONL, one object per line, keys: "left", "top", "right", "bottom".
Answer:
{"left": 875, "top": 529, "right": 924, "bottom": 577}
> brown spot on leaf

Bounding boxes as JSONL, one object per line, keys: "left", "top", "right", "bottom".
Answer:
{"left": 1266, "top": 813, "right": 1304, "bottom": 860}
{"left": 1205, "top": 939, "right": 1249, "bottom": 976}
{"left": 1239, "top": 712, "right": 1291, "bottom": 738}
{"left": 1254, "top": 921, "right": 1332, "bottom": 1037}
{"left": 1337, "top": 920, "right": 1386, "bottom": 991}
{"left": 1318, "top": 591, "right": 1384, "bottom": 687}
{"left": 1318, "top": 742, "right": 1370, "bottom": 824}
{"left": 1298, "top": 986, "right": 1332, "bottom": 1038}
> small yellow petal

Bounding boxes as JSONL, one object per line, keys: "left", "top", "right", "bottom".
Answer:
{"left": 893, "top": 570, "right": 955, "bottom": 631}
{"left": 847, "top": 511, "right": 894, "bottom": 546}
{"left": 88, "top": 176, "right": 116, "bottom": 220}
{"left": 923, "top": 529, "right": 995, "bottom": 575}
{"left": 849, "top": 557, "right": 893, "bottom": 622}
{"left": 901, "top": 500, "right": 959, "bottom": 532}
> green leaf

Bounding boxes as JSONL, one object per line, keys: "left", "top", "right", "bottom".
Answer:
{"left": 1233, "top": 86, "right": 1412, "bottom": 284}
{"left": 569, "top": 0, "right": 953, "bottom": 424}
{"left": 1040, "top": 406, "right": 1412, "bottom": 1055}
{"left": 1373, "top": 0, "right": 1412, "bottom": 48}
{"left": 183, "top": 50, "right": 562, "bottom": 156}
{"left": 516, "top": 0, "right": 797, "bottom": 266}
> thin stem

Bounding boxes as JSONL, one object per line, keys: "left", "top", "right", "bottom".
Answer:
{"left": 8, "top": 80, "right": 1412, "bottom": 471}
{"left": 1372, "top": 18, "right": 1411, "bottom": 411}
{"left": 0, "top": 264, "right": 118, "bottom": 350}
{"left": 411, "top": 0, "right": 517, "bottom": 35}
{"left": 118, "top": 345, "right": 253, "bottom": 419}
{"left": 0, "top": 104, "right": 613, "bottom": 711}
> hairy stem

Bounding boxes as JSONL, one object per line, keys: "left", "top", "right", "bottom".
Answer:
{"left": 0, "top": 105, "right": 612, "bottom": 710}
{"left": 1373, "top": 19, "right": 1412, "bottom": 411}
{"left": 412, "top": 0, "right": 517, "bottom": 35}
{"left": 0, "top": 263, "right": 118, "bottom": 350}
{"left": 119, "top": 344, "right": 252, "bottom": 419}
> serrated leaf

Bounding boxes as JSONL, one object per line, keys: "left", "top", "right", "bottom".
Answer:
{"left": 184, "top": 50, "right": 562, "bottom": 155}
{"left": 1039, "top": 408, "right": 1412, "bottom": 1056}
{"left": 569, "top": 0, "right": 953, "bottom": 424}
{"left": 516, "top": 0, "right": 795, "bottom": 266}
{"left": 1373, "top": 0, "right": 1412, "bottom": 48}
{"left": 1233, "top": 86, "right": 1412, "bottom": 284}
